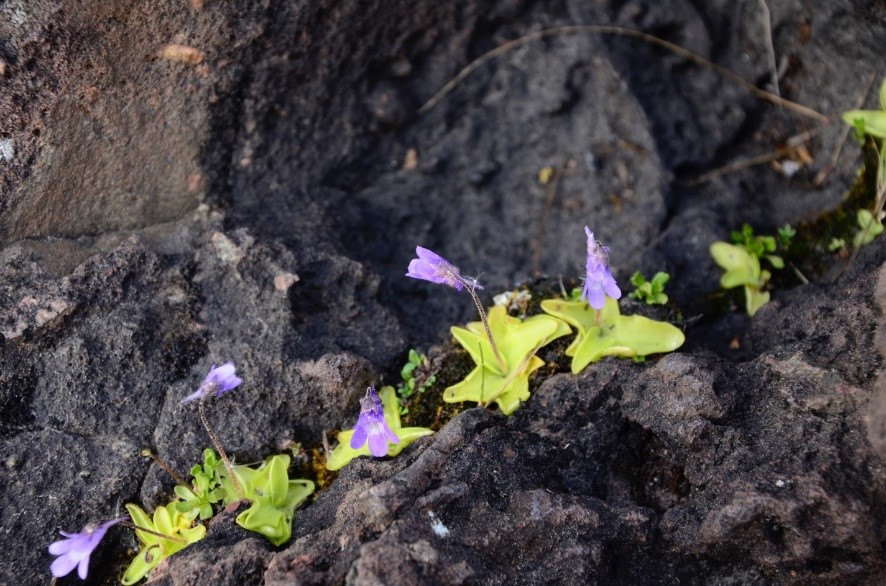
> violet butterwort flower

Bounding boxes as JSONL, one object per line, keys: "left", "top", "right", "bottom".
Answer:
{"left": 48, "top": 517, "right": 124, "bottom": 580}
{"left": 350, "top": 386, "right": 399, "bottom": 457}
{"left": 581, "top": 226, "right": 621, "bottom": 310}
{"left": 406, "top": 246, "right": 483, "bottom": 291}
{"left": 181, "top": 362, "right": 243, "bottom": 403}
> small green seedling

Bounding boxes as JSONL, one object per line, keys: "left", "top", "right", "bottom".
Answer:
{"left": 628, "top": 271, "right": 670, "bottom": 305}
{"left": 777, "top": 224, "right": 796, "bottom": 249}
{"left": 564, "top": 286, "right": 584, "bottom": 302}
{"left": 122, "top": 503, "right": 206, "bottom": 585}
{"left": 711, "top": 223, "right": 793, "bottom": 316}
{"left": 174, "top": 449, "right": 224, "bottom": 521}
{"left": 396, "top": 349, "right": 436, "bottom": 413}
{"left": 326, "top": 386, "right": 434, "bottom": 471}
{"left": 843, "top": 79, "right": 886, "bottom": 252}
{"left": 444, "top": 304, "right": 571, "bottom": 414}
{"left": 540, "top": 297, "right": 685, "bottom": 374}
{"left": 218, "top": 454, "right": 314, "bottom": 547}
{"left": 731, "top": 223, "right": 784, "bottom": 269}
{"left": 853, "top": 208, "right": 884, "bottom": 248}
{"left": 710, "top": 242, "right": 771, "bottom": 316}
{"left": 828, "top": 237, "right": 847, "bottom": 252}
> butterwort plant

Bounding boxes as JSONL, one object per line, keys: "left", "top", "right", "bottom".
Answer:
{"left": 542, "top": 226, "right": 684, "bottom": 373}
{"left": 407, "top": 246, "right": 507, "bottom": 373}
{"left": 326, "top": 386, "right": 433, "bottom": 470}
{"left": 181, "top": 362, "right": 246, "bottom": 501}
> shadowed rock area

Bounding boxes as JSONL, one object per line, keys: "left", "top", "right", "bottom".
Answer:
{"left": 1, "top": 0, "right": 884, "bottom": 584}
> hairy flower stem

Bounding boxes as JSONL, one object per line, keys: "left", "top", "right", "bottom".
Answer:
{"left": 198, "top": 395, "right": 246, "bottom": 502}
{"left": 455, "top": 275, "right": 507, "bottom": 373}
{"left": 482, "top": 341, "right": 544, "bottom": 408}
{"left": 140, "top": 449, "right": 188, "bottom": 487}
{"left": 121, "top": 521, "right": 187, "bottom": 544}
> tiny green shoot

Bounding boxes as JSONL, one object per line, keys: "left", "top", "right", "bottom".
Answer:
{"left": 396, "top": 349, "right": 436, "bottom": 413}
{"left": 173, "top": 449, "right": 224, "bottom": 521}
{"left": 828, "top": 237, "right": 847, "bottom": 252}
{"left": 628, "top": 271, "right": 670, "bottom": 305}
{"left": 777, "top": 224, "right": 796, "bottom": 249}
{"left": 853, "top": 208, "right": 884, "bottom": 248}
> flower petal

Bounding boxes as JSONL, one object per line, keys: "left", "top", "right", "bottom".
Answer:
{"left": 209, "top": 363, "right": 242, "bottom": 393}
{"left": 180, "top": 389, "right": 204, "bottom": 404}
{"left": 384, "top": 424, "right": 400, "bottom": 445}
{"left": 367, "top": 427, "right": 389, "bottom": 457}
{"left": 406, "top": 247, "right": 466, "bottom": 290}
{"left": 603, "top": 275, "right": 622, "bottom": 299}
{"left": 406, "top": 259, "right": 436, "bottom": 281}
{"left": 415, "top": 246, "right": 446, "bottom": 264}
{"left": 50, "top": 553, "right": 79, "bottom": 578}
{"left": 584, "top": 285, "right": 605, "bottom": 310}
{"left": 48, "top": 537, "right": 76, "bottom": 556}
{"left": 211, "top": 363, "right": 237, "bottom": 381}
{"left": 78, "top": 554, "right": 91, "bottom": 580}
{"left": 350, "top": 419, "right": 369, "bottom": 450}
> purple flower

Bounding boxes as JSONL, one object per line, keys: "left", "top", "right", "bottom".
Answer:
{"left": 581, "top": 227, "right": 621, "bottom": 310}
{"left": 350, "top": 386, "right": 399, "bottom": 457}
{"left": 48, "top": 517, "right": 124, "bottom": 580}
{"left": 406, "top": 246, "right": 483, "bottom": 291}
{"left": 181, "top": 362, "right": 243, "bottom": 403}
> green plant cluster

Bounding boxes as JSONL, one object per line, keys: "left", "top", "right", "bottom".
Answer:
{"left": 396, "top": 349, "right": 437, "bottom": 413}
{"left": 842, "top": 78, "right": 886, "bottom": 251}
{"left": 123, "top": 502, "right": 205, "bottom": 585}
{"left": 220, "top": 455, "right": 315, "bottom": 547}
{"left": 710, "top": 223, "right": 793, "bottom": 316}
{"left": 124, "top": 449, "right": 314, "bottom": 582}
{"left": 441, "top": 298, "right": 684, "bottom": 414}
{"left": 628, "top": 271, "right": 670, "bottom": 305}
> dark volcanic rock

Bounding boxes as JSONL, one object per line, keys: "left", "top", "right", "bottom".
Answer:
{"left": 1, "top": 0, "right": 884, "bottom": 584}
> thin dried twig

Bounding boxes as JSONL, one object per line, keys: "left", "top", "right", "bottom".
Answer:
{"left": 789, "top": 261, "right": 810, "bottom": 285}
{"left": 321, "top": 430, "right": 330, "bottom": 456}
{"left": 141, "top": 449, "right": 188, "bottom": 487}
{"left": 685, "top": 145, "right": 797, "bottom": 186}
{"left": 418, "top": 25, "right": 829, "bottom": 123}
{"left": 757, "top": 0, "right": 781, "bottom": 100}
{"left": 532, "top": 162, "right": 566, "bottom": 276}
{"left": 684, "top": 127, "right": 822, "bottom": 185}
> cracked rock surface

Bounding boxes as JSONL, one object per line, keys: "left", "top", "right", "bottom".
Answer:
{"left": 1, "top": 0, "right": 884, "bottom": 584}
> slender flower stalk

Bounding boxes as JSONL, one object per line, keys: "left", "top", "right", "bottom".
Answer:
{"left": 350, "top": 386, "right": 399, "bottom": 457}
{"left": 406, "top": 246, "right": 507, "bottom": 372}
{"left": 456, "top": 275, "right": 507, "bottom": 372}
{"left": 182, "top": 363, "right": 246, "bottom": 502}
{"left": 481, "top": 340, "right": 545, "bottom": 408}
{"left": 125, "top": 523, "right": 187, "bottom": 544}
{"left": 197, "top": 395, "right": 245, "bottom": 502}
